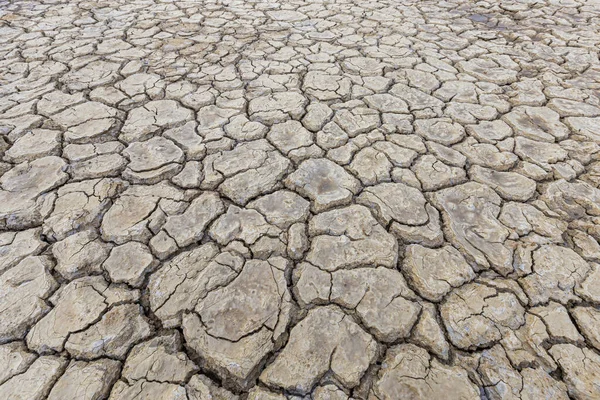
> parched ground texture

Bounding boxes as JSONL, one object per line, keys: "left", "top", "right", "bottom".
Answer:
{"left": 2, "top": 0, "right": 600, "bottom": 399}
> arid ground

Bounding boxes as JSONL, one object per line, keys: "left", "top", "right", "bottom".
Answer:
{"left": 1, "top": 0, "right": 600, "bottom": 399}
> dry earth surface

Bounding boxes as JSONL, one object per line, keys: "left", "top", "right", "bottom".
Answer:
{"left": 1, "top": 0, "right": 600, "bottom": 399}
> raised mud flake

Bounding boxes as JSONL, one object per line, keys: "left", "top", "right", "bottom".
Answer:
{"left": 0, "top": 356, "right": 68, "bottom": 400}
{"left": 208, "top": 205, "right": 280, "bottom": 246}
{"left": 374, "top": 140, "right": 418, "bottom": 167}
{"left": 267, "top": 120, "right": 314, "bottom": 155}
{"left": 539, "top": 179, "right": 600, "bottom": 221}
{"left": 115, "top": 73, "right": 164, "bottom": 97}
{"left": 342, "top": 57, "right": 385, "bottom": 76}
{"left": 348, "top": 146, "right": 393, "bottom": 185}
{"left": 412, "top": 154, "right": 467, "bottom": 191}
{"left": 37, "top": 90, "right": 85, "bottom": 117}
{"left": 164, "top": 121, "right": 206, "bottom": 160}
{"left": 514, "top": 136, "right": 568, "bottom": 166}
{"left": 89, "top": 86, "right": 127, "bottom": 106}
{"left": 306, "top": 204, "right": 398, "bottom": 271}
{"left": 508, "top": 79, "right": 546, "bottom": 107}
{"left": 503, "top": 106, "right": 570, "bottom": 142}
{"left": 120, "top": 100, "right": 194, "bottom": 143}
{"left": 414, "top": 118, "right": 465, "bottom": 145}
{"left": 64, "top": 117, "right": 120, "bottom": 144}
{"left": 247, "top": 386, "right": 286, "bottom": 400}
{"left": 172, "top": 160, "right": 203, "bottom": 188}
{"left": 25, "top": 276, "right": 132, "bottom": 353}
{"left": 0, "top": 228, "right": 46, "bottom": 274}
{"left": 100, "top": 192, "right": 160, "bottom": 244}
{"left": 0, "top": 156, "right": 68, "bottom": 229}
{"left": 466, "top": 120, "right": 513, "bottom": 144}
{"left": 530, "top": 302, "right": 584, "bottom": 343}
{"left": 520, "top": 368, "right": 570, "bottom": 400}
{"left": 500, "top": 312, "right": 556, "bottom": 373}
{"left": 284, "top": 158, "right": 360, "bottom": 212}
{"left": 472, "top": 346, "right": 521, "bottom": 397}
{"left": 431, "top": 182, "right": 514, "bottom": 274}
{"left": 440, "top": 282, "right": 526, "bottom": 350}
{"left": 47, "top": 359, "right": 121, "bottom": 400}
{"left": 100, "top": 182, "right": 185, "bottom": 244}
{"left": 260, "top": 305, "right": 378, "bottom": 395}
{"left": 469, "top": 165, "right": 537, "bottom": 202}
{"left": 570, "top": 307, "right": 600, "bottom": 351}
{"left": 566, "top": 116, "right": 600, "bottom": 142}
{"left": 247, "top": 190, "right": 310, "bottom": 229}
{"left": 224, "top": 114, "right": 268, "bottom": 141}
{"left": 50, "top": 102, "right": 120, "bottom": 130}
{"left": 42, "top": 177, "right": 126, "bottom": 242}
{"left": 426, "top": 141, "right": 466, "bottom": 168}
{"left": 302, "top": 72, "right": 352, "bottom": 102}
{"left": 364, "top": 93, "right": 409, "bottom": 113}
{"left": 370, "top": 344, "right": 479, "bottom": 400}
{"left": 196, "top": 105, "right": 238, "bottom": 135}
{"left": 162, "top": 191, "right": 225, "bottom": 248}
{"left": 576, "top": 263, "right": 600, "bottom": 303}
{"left": 0, "top": 342, "right": 37, "bottom": 385}
{"left": 109, "top": 380, "right": 188, "bottom": 400}
{"left": 474, "top": 345, "right": 568, "bottom": 400}
{"left": 68, "top": 153, "right": 128, "bottom": 181}
{"left": 293, "top": 262, "right": 331, "bottom": 306}
{"left": 406, "top": 69, "right": 441, "bottom": 94}
{"left": 102, "top": 241, "right": 157, "bottom": 287}
{"left": 317, "top": 121, "right": 349, "bottom": 149}
{"left": 330, "top": 267, "right": 422, "bottom": 342}
{"left": 357, "top": 182, "right": 428, "bottom": 226}
{"left": 0, "top": 110, "right": 43, "bottom": 143}
{"left": 569, "top": 230, "right": 600, "bottom": 261}
{"left": 187, "top": 374, "right": 239, "bottom": 400}
{"left": 519, "top": 245, "right": 590, "bottom": 306}
{"left": 210, "top": 140, "right": 292, "bottom": 205}
{"left": 390, "top": 203, "right": 445, "bottom": 247}
{"left": 123, "top": 137, "right": 185, "bottom": 184}
{"left": 457, "top": 58, "right": 518, "bottom": 85}
{"left": 51, "top": 229, "right": 111, "bottom": 281}
{"left": 333, "top": 107, "right": 380, "bottom": 137}
{"left": 453, "top": 137, "right": 519, "bottom": 171}
{"left": 4, "top": 129, "right": 61, "bottom": 163}
{"left": 445, "top": 102, "right": 499, "bottom": 125}
{"left": 65, "top": 303, "right": 152, "bottom": 359}
{"left": 411, "top": 302, "right": 451, "bottom": 360}
{"left": 435, "top": 80, "right": 478, "bottom": 103}
{"left": 0, "top": 256, "right": 58, "bottom": 343}
{"left": 122, "top": 332, "right": 198, "bottom": 384}
{"left": 287, "top": 222, "right": 309, "bottom": 260}
{"left": 312, "top": 384, "right": 349, "bottom": 400}
{"left": 183, "top": 258, "right": 292, "bottom": 390}
{"left": 549, "top": 344, "right": 600, "bottom": 400}
{"left": 389, "top": 83, "right": 445, "bottom": 112}
{"left": 148, "top": 243, "right": 239, "bottom": 328}
{"left": 59, "top": 60, "right": 121, "bottom": 90}
{"left": 499, "top": 201, "right": 567, "bottom": 242}
{"left": 179, "top": 87, "right": 216, "bottom": 111}
{"left": 248, "top": 92, "right": 307, "bottom": 125}
{"left": 548, "top": 98, "right": 600, "bottom": 118}
{"left": 402, "top": 244, "right": 476, "bottom": 302}
{"left": 301, "top": 102, "right": 333, "bottom": 132}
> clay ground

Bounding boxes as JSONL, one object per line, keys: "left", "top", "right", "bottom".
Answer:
{"left": 1, "top": 0, "right": 600, "bottom": 399}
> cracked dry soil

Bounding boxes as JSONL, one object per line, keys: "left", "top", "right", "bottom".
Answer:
{"left": 1, "top": 0, "right": 600, "bottom": 399}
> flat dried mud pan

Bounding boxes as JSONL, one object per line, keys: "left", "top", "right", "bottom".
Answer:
{"left": 1, "top": 0, "right": 600, "bottom": 398}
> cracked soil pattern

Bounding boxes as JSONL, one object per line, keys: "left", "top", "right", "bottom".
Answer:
{"left": 1, "top": 0, "right": 600, "bottom": 399}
